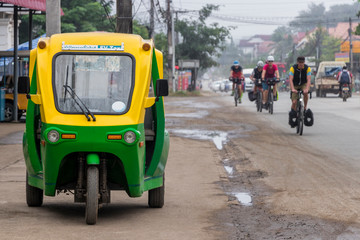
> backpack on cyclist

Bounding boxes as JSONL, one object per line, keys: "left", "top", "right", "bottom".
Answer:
{"left": 304, "top": 109, "right": 314, "bottom": 127}
{"left": 339, "top": 71, "right": 351, "bottom": 84}
{"left": 248, "top": 91, "right": 256, "bottom": 102}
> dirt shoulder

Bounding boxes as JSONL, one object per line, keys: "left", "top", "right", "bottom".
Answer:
{"left": 165, "top": 92, "right": 360, "bottom": 239}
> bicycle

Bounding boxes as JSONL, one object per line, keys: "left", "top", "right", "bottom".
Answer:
{"left": 264, "top": 77, "right": 280, "bottom": 114}
{"left": 254, "top": 78, "right": 263, "bottom": 112}
{"left": 295, "top": 90, "right": 304, "bottom": 135}
{"left": 230, "top": 77, "right": 243, "bottom": 107}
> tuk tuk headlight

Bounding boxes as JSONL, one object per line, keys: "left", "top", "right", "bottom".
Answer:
{"left": 124, "top": 131, "right": 136, "bottom": 144}
{"left": 47, "top": 130, "right": 60, "bottom": 143}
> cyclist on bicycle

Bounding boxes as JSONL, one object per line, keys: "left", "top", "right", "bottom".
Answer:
{"left": 261, "top": 56, "right": 280, "bottom": 108}
{"left": 288, "top": 56, "right": 311, "bottom": 127}
{"left": 250, "top": 61, "right": 264, "bottom": 94}
{"left": 230, "top": 60, "right": 243, "bottom": 103}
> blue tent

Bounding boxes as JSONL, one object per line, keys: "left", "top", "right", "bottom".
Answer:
{"left": 0, "top": 34, "right": 46, "bottom": 67}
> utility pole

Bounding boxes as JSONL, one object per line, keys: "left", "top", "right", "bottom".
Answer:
{"left": 46, "top": 0, "right": 61, "bottom": 37}
{"left": 349, "top": 17, "right": 353, "bottom": 71}
{"left": 149, "top": 0, "right": 154, "bottom": 39}
{"left": 116, "top": 0, "right": 132, "bottom": 33}
{"left": 171, "top": 10, "right": 176, "bottom": 92}
{"left": 166, "top": 0, "right": 173, "bottom": 91}
{"left": 13, "top": 6, "right": 18, "bottom": 122}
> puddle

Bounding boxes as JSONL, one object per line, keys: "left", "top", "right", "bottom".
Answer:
{"left": 234, "top": 192, "right": 252, "bottom": 206}
{"left": 166, "top": 110, "right": 209, "bottom": 118}
{"left": 169, "top": 129, "right": 228, "bottom": 150}
{"left": 224, "top": 166, "right": 234, "bottom": 175}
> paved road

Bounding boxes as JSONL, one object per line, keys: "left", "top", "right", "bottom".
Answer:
{"left": 1, "top": 90, "right": 360, "bottom": 239}
{"left": 236, "top": 91, "right": 360, "bottom": 162}
{"left": 0, "top": 117, "right": 228, "bottom": 239}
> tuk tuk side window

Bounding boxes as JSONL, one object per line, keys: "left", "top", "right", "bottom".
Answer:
{"left": 53, "top": 54, "right": 134, "bottom": 114}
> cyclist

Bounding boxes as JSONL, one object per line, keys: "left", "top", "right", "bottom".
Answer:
{"left": 261, "top": 56, "right": 280, "bottom": 108}
{"left": 250, "top": 61, "right": 264, "bottom": 94}
{"left": 230, "top": 60, "right": 243, "bottom": 103}
{"left": 288, "top": 56, "right": 311, "bottom": 127}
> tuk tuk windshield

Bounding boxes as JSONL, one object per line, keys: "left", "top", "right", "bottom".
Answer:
{"left": 54, "top": 54, "right": 133, "bottom": 114}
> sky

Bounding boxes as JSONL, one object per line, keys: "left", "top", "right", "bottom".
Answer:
{"left": 128, "top": 0, "right": 360, "bottom": 40}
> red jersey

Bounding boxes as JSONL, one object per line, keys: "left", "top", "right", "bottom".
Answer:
{"left": 263, "top": 64, "right": 278, "bottom": 78}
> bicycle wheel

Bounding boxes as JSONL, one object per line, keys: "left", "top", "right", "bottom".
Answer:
{"left": 256, "top": 92, "right": 260, "bottom": 112}
{"left": 299, "top": 106, "right": 304, "bottom": 135}
{"left": 259, "top": 92, "right": 263, "bottom": 112}
{"left": 296, "top": 103, "right": 300, "bottom": 134}
{"left": 269, "top": 91, "right": 273, "bottom": 114}
{"left": 234, "top": 89, "right": 238, "bottom": 107}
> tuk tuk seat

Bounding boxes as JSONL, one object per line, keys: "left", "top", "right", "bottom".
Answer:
{"left": 145, "top": 129, "right": 155, "bottom": 141}
{"left": 144, "top": 108, "right": 155, "bottom": 141}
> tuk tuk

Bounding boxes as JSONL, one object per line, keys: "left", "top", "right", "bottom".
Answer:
{"left": 23, "top": 32, "right": 169, "bottom": 225}
{"left": 1, "top": 75, "right": 29, "bottom": 121}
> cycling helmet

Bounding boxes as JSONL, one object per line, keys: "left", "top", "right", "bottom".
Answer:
{"left": 257, "top": 61, "right": 264, "bottom": 67}
{"left": 267, "top": 56, "right": 274, "bottom": 62}
{"left": 233, "top": 60, "right": 239, "bottom": 66}
{"left": 343, "top": 66, "right": 347, "bottom": 69}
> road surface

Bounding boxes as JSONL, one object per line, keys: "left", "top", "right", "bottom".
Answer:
{"left": 1, "top": 90, "right": 360, "bottom": 239}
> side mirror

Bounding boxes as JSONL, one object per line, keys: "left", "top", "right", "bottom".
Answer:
{"left": 18, "top": 76, "right": 30, "bottom": 94}
{"left": 156, "top": 79, "right": 168, "bottom": 97}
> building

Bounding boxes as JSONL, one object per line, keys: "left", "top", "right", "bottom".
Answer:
{"left": 238, "top": 35, "right": 274, "bottom": 60}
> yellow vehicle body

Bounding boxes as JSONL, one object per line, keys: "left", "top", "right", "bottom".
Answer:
{"left": 29, "top": 32, "right": 161, "bottom": 127}
{"left": 23, "top": 32, "right": 169, "bottom": 224}
{"left": 5, "top": 93, "right": 28, "bottom": 109}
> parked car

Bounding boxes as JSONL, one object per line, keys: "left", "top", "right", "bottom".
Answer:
{"left": 220, "top": 79, "right": 231, "bottom": 92}
{"left": 243, "top": 68, "right": 254, "bottom": 92}
{"left": 210, "top": 80, "right": 221, "bottom": 92}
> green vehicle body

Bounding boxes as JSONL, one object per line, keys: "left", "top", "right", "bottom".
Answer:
{"left": 22, "top": 33, "right": 169, "bottom": 218}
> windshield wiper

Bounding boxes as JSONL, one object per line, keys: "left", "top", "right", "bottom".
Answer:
{"left": 63, "top": 66, "right": 69, "bottom": 103}
{"left": 63, "top": 85, "right": 96, "bottom": 121}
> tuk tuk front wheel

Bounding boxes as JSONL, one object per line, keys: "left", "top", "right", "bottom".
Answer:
{"left": 148, "top": 175, "right": 164, "bottom": 208}
{"left": 85, "top": 166, "right": 99, "bottom": 225}
{"left": 26, "top": 172, "right": 43, "bottom": 207}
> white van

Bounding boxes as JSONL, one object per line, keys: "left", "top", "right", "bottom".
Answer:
{"left": 243, "top": 68, "right": 254, "bottom": 92}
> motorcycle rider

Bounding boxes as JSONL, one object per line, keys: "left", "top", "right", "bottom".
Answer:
{"left": 250, "top": 61, "right": 264, "bottom": 94}
{"left": 288, "top": 56, "right": 311, "bottom": 127}
{"left": 261, "top": 56, "right": 280, "bottom": 108}
{"left": 336, "top": 66, "right": 352, "bottom": 97}
{"left": 230, "top": 60, "right": 244, "bottom": 103}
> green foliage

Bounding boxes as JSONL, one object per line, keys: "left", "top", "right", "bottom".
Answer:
{"left": 133, "top": 20, "right": 149, "bottom": 39}
{"left": 19, "top": 0, "right": 115, "bottom": 43}
{"left": 175, "top": 4, "right": 231, "bottom": 69}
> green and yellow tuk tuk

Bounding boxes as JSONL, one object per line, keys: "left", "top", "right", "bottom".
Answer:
{"left": 23, "top": 32, "right": 169, "bottom": 224}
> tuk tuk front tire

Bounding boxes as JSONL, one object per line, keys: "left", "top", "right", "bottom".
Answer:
{"left": 85, "top": 166, "right": 99, "bottom": 225}
{"left": 26, "top": 172, "right": 43, "bottom": 207}
{"left": 148, "top": 175, "right": 164, "bottom": 208}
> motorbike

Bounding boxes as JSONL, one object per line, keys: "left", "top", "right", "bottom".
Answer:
{"left": 342, "top": 83, "right": 350, "bottom": 102}
{"left": 23, "top": 32, "right": 170, "bottom": 224}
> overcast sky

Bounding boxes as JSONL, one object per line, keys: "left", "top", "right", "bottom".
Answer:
{"left": 129, "top": 0, "right": 360, "bottom": 40}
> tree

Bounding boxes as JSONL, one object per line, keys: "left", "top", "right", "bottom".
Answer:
{"left": 19, "top": 0, "right": 115, "bottom": 43}
{"left": 270, "top": 26, "right": 294, "bottom": 63}
{"left": 289, "top": 3, "right": 326, "bottom": 32}
{"left": 175, "top": 4, "right": 231, "bottom": 69}
{"left": 297, "top": 27, "right": 341, "bottom": 67}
